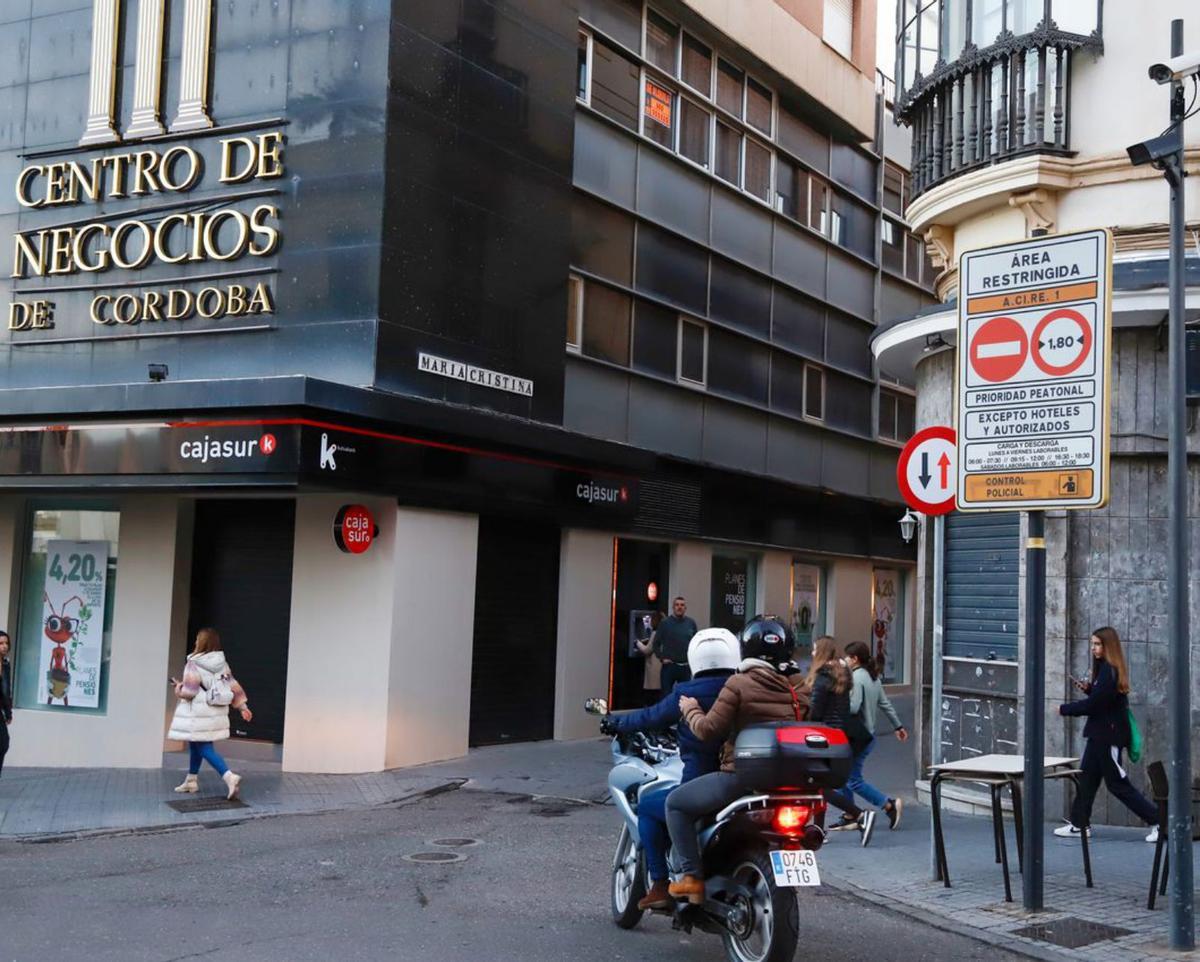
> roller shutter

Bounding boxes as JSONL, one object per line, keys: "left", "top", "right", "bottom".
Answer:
{"left": 944, "top": 511, "right": 1019, "bottom": 661}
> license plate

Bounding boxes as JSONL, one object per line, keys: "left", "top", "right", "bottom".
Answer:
{"left": 769, "top": 849, "right": 820, "bottom": 887}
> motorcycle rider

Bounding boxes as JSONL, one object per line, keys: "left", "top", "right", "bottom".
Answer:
{"left": 667, "top": 616, "right": 810, "bottom": 904}
{"left": 602, "top": 628, "right": 740, "bottom": 909}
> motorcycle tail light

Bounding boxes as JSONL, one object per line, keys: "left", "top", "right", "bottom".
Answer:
{"left": 773, "top": 805, "right": 810, "bottom": 834}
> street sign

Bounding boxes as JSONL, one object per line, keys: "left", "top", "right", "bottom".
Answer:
{"left": 897, "top": 425, "right": 956, "bottom": 515}
{"left": 955, "top": 228, "right": 1112, "bottom": 511}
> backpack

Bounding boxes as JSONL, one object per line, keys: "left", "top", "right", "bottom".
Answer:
{"left": 205, "top": 670, "right": 235, "bottom": 708}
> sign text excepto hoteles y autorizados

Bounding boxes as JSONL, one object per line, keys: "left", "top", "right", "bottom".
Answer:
{"left": 955, "top": 228, "right": 1112, "bottom": 511}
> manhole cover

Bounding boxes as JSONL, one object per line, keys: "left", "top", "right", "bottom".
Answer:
{"left": 1011, "top": 917, "right": 1135, "bottom": 949}
{"left": 430, "top": 837, "right": 480, "bottom": 848}
{"left": 166, "top": 796, "right": 249, "bottom": 813}
{"left": 403, "top": 851, "right": 467, "bottom": 864}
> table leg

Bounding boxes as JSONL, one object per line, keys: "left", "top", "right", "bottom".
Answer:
{"left": 991, "top": 785, "right": 1013, "bottom": 902}
{"left": 1010, "top": 778, "right": 1024, "bottom": 874}
{"left": 932, "top": 772, "right": 950, "bottom": 887}
{"left": 991, "top": 783, "right": 1002, "bottom": 864}
{"left": 1069, "top": 773, "right": 1093, "bottom": 888}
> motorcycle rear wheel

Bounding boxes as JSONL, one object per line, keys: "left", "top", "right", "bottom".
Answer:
{"left": 611, "top": 824, "right": 647, "bottom": 929}
{"left": 721, "top": 852, "right": 799, "bottom": 962}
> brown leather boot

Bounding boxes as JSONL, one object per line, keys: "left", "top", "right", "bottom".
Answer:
{"left": 668, "top": 874, "right": 706, "bottom": 904}
{"left": 637, "top": 879, "right": 671, "bottom": 910}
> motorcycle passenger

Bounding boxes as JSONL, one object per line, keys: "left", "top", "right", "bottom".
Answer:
{"left": 667, "top": 616, "right": 810, "bottom": 904}
{"left": 602, "top": 629, "right": 740, "bottom": 910}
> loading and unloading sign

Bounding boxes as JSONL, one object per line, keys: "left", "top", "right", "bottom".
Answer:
{"left": 955, "top": 229, "right": 1111, "bottom": 511}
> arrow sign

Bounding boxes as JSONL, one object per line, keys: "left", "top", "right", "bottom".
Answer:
{"left": 938, "top": 452, "right": 950, "bottom": 488}
{"left": 919, "top": 452, "right": 931, "bottom": 489}
{"left": 897, "top": 426, "right": 957, "bottom": 515}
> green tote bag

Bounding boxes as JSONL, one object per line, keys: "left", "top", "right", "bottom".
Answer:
{"left": 1127, "top": 708, "right": 1143, "bottom": 764}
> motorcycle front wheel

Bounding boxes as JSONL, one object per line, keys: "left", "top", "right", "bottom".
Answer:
{"left": 721, "top": 852, "right": 799, "bottom": 962}
{"left": 611, "top": 824, "right": 647, "bottom": 929}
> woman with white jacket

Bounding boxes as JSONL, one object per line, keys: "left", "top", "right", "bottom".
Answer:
{"left": 168, "top": 627, "right": 252, "bottom": 799}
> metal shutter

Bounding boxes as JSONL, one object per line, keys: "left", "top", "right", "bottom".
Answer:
{"left": 824, "top": 0, "right": 854, "bottom": 58}
{"left": 944, "top": 511, "right": 1019, "bottom": 661}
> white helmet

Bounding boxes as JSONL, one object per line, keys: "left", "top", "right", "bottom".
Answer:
{"left": 687, "top": 628, "right": 740, "bottom": 676}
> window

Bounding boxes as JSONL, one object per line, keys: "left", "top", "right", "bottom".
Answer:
{"left": 824, "top": 0, "right": 854, "bottom": 59}
{"left": 775, "top": 157, "right": 807, "bottom": 222}
{"left": 567, "top": 275, "right": 582, "bottom": 351}
{"left": 715, "top": 121, "right": 741, "bottom": 185}
{"left": 746, "top": 77, "right": 772, "bottom": 135}
{"left": 591, "top": 36, "right": 640, "bottom": 130}
{"left": 14, "top": 508, "right": 120, "bottom": 715}
{"left": 581, "top": 280, "right": 632, "bottom": 365}
{"left": 744, "top": 139, "right": 772, "bottom": 202}
{"left": 809, "top": 178, "right": 830, "bottom": 235}
{"left": 879, "top": 388, "right": 918, "bottom": 444}
{"left": 831, "top": 192, "right": 875, "bottom": 260}
{"left": 678, "top": 317, "right": 707, "bottom": 385}
{"left": 905, "top": 233, "right": 924, "bottom": 284}
{"left": 571, "top": 193, "right": 634, "bottom": 284}
{"left": 643, "top": 78, "right": 675, "bottom": 149}
{"left": 632, "top": 300, "right": 678, "bottom": 377}
{"left": 681, "top": 33, "right": 712, "bottom": 96}
{"left": 646, "top": 9, "right": 678, "bottom": 72}
{"left": 803, "top": 364, "right": 825, "bottom": 420}
{"left": 679, "top": 99, "right": 710, "bottom": 167}
{"left": 882, "top": 219, "right": 905, "bottom": 274}
{"left": 878, "top": 390, "right": 898, "bottom": 441}
{"left": 716, "top": 58, "right": 744, "bottom": 116}
{"left": 577, "top": 31, "right": 591, "bottom": 102}
{"left": 779, "top": 106, "right": 829, "bottom": 172}
{"left": 883, "top": 162, "right": 905, "bottom": 216}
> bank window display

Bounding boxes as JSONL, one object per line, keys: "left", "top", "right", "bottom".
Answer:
{"left": 790, "top": 562, "right": 826, "bottom": 662}
{"left": 14, "top": 509, "right": 120, "bottom": 715}
{"left": 872, "top": 567, "right": 906, "bottom": 683}
{"left": 710, "top": 554, "right": 759, "bottom": 634}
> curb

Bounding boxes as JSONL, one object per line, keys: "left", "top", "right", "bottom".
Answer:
{"left": 1, "top": 778, "right": 468, "bottom": 845}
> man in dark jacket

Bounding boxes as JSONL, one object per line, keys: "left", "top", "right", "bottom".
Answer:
{"left": 653, "top": 597, "right": 698, "bottom": 692}
{"left": 605, "top": 628, "right": 738, "bottom": 909}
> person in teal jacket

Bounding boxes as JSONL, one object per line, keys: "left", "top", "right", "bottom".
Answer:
{"left": 843, "top": 639, "right": 908, "bottom": 830}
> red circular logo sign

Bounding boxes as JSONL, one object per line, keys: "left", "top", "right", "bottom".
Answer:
{"left": 259, "top": 433, "right": 277, "bottom": 455}
{"left": 969, "top": 316, "right": 1028, "bottom": 383}
{"left": 1031, "top": 308, "right": 1091, "bottom": 377}
{"left": 896, "top": 425, "right": 957, "bottom": 515}
{"left": 334, "top": 504, "right": 376, "bottom": 554}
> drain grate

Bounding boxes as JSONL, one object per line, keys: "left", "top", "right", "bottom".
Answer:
{"left": 1011, "top": 917, "right": 1135, "bottom": 949}
{"left": 403, "top": 851, "right": 467, "bottom": 864}
{"left": 166, "top": 796, "right": 249, "bottom": 813}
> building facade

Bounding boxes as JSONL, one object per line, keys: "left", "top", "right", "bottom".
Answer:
{"left": 1, "top": 0, "right": 933, "bottom": 773}
{"left": 874, "top": 1, "right": 1200, "bottom": 822}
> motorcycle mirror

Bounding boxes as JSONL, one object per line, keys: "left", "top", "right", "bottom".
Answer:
{"left": 584, "top": 697, "right": 609, "bottom": 716}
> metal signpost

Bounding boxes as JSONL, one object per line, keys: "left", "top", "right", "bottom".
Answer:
{"left": 896, "top": 425, "right": 955, "bottom": 880}
{"left": 956, "top": 228, "right": 1112, "bottom": 911}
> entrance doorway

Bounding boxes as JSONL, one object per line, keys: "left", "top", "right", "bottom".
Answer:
{"left": 188, "top": 499, "right": 296, "bottom": 744}
{"left": 611, "top": 539, "right": 671, "bottom": 711}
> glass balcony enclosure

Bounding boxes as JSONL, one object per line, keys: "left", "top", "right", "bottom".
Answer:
{"left": 895, "top": 0, "right": 1102, "bottom": 197}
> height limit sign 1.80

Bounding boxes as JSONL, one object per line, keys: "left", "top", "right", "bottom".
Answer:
{"left": 955, "top": 228, "right": 1112, "bottom": 511}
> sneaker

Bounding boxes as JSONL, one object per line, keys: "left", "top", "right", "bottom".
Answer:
{"left": 859, "top": 810, "right": 877, "bottom": 847}
{"left": 886, "top": 797, "right": 903, "bottom": 830}
{"left": 829, "top": 813, "right": 861, "bottom": 832}
{"left": 1146, "top": 825, "right": 1160, "bottom": 843}
{"left": 1053, "top": 821, "right": 1091, "bottom": 838}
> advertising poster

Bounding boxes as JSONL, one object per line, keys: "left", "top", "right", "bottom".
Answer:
{"left": 38, "top": 540, "right": 109, "bottom": 708}
{"left": 791, "top": 564, "right": 821, "bottom": 653}
{"left": 711, "top": 556, "right": 749, "bottom": 633}
{"left": 872, "top": 568, "right": 900, "bottom": 683}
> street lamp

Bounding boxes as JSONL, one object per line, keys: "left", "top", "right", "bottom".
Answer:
{"left": 898, "top": 509, "right": 919, "bottom": 543}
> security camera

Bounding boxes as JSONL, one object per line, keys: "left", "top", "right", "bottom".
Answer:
{"left": 1127, "top": 129, "right": 1183, "bottom": 168}
{"left": 147, "top": 363, "right": 168, "bottom": 382}
{"left": 1148, "top": 52, "right": 1200, "bottom": 84}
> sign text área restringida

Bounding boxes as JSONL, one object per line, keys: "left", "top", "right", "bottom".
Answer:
{"left": 8, "top": 132, "right": 285, "bottom": 333}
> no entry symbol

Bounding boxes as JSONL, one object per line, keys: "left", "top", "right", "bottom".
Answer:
{"left": 1032, "top": 308, "right": 1090, "bottom": 377}
{"left": 969, "top": 316, "right": 1028, "bottom": 383}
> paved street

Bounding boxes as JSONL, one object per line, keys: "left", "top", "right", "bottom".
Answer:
{"left": 0, "top": 784, "right": 1026, "bottom": 962}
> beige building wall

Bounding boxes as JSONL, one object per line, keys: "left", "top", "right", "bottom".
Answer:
{"left": 670, "top": 540, "right": 712, "bottom": 627}
{"left": 826, "top": 556, "right": 874, "bottom": 646}
{"left": 554, "top": 529, "right": 615, "bottom": 740}
{"left": 758, "top": 550, "right": 793, "bottom": 618}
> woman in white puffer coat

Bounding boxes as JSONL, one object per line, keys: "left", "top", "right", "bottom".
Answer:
{"left": 168, "top": 627, "right": 252, "bottom": 799}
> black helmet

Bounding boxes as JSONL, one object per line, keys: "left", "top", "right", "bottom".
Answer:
{"left": 739, "top": 615, "right": 795, "bottom": 668}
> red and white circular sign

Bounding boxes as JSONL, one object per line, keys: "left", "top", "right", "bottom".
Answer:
{"left": 897, "top": 425, "right": 956, "bottom": 515}
{"left": 334, "top": 504, "right": 376, "bottom": 554}
{"left": 259, "top": 433, "right": 277, "bottom": 455}
{"left": 969, "top": 316, "right": 1028, "bottom": 383}
{"left": 1032, "top": 308, "right": 1091, "bottom": 377}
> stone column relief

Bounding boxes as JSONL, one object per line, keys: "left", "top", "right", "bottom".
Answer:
{"left": 171, "top": 0, "right": 216, "bottom": 133}
{"left": 125, "top": 0, "right": 168, "bottom": 138}
{"left": 79, "top": 0, "right": 122, "bottom": 146}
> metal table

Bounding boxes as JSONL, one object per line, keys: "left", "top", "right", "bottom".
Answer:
{"left": 930, "top": 754, "right": 1092, "bottom": 902}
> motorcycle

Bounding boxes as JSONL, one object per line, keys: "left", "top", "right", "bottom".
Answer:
{"left": 586, "top": 697, "right": 851, "bottom": 962}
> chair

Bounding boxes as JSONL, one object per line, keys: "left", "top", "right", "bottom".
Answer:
{"left": 1146, "top": 760, "right": 1200, "bottom": 910}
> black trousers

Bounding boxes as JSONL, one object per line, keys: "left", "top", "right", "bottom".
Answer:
{"left": 0, "top": 719, "right": 9, "bottom": 777}
{"left": 1069, "top": 738, "right": 1157, "bottom": 828}
{"left": 659, "top": 662, "right": 692, "bottom": 693}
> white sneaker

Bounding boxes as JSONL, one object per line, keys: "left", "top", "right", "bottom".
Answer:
{"left": 1053, "top": 822, "right": 1091, "bottom": 838}
{"left": 1146, "top": 825, "right": 1160, "bottom": 843}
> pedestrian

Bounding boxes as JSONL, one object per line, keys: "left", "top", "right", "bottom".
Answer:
{"left": 654, "top": 597, "right": 698, "bottom": 692}
{"left": 1054, "top": 626, "right": 1157, "bottom": 838}
{"left": 0, "top": 630, "right": 12, "bottom": 777}
{"left": 843, "top": 639, "right": 908, "bottom": 830}
{"left": 635, "top": 611, "right": 665, "bottom": 706}
{"left": 805, "top": 635, "right": 876, "bottom": 845}
{"left": 167, "top": 627, "right": 252, "bottom": 800}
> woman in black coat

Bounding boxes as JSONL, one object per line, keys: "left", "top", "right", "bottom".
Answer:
{"left": 1056, "top": 626, "right": 1157, "bottom": 837}
{"left": 0, "top": 630, "right": 12, "bottom": 777}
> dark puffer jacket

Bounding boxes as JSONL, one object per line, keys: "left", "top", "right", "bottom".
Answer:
{"left": 807, "top": 664, "right": 852, "bottom": 729}
{"left": 1059, "top": 661, "right": 1130, "bottom": 748}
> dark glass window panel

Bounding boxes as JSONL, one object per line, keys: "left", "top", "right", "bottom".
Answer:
{"left": 778, "top": 106, "right": 828, "bottom": 172}
{"left": 710, "top": 258, "right": 770, "bottom": 337}
{"left": 923, "top": 244, "right": 939, "bottom": 288}
{"left": 831, "top": 144, "right": 877, "bottom": 202}
{"left": 772, "top": 286, "right": 824, "bottom": 357}
{"left": 715, "top": 121, "right": 742, "bottom": 185}
{"left": 905, "top": 233, "right": 923, "bottom": 283}
{"left": 567, "top": 276, "right": 582, "bottom": 348}
{"left": 774, "top": 157, "right": 807, "bottom": 222}
{"left": 680, "top": 320, "right": 706, "bottom": 383}
{"left": 681, "top": 33, "right": 712, "bottom": 95}
{"left": 708, "top": 328, "right": 769, "bottom": 405}
{"left": 680, "top": 99, "right": 710, "bottom": 167}
{"left": 883, "top": 162, "right": 904, "bottom": 215}
{"left": 824, "top": 371, "right": 873, "bottom": 435}
{"left": 878, "top": 391, "right": 898, "bottom": 440}
{"left": 898, "top": 395, "right": 916, "bottom": 440}
{"left": 882, "top": 219, "right": 905, "bottom": 273}
{"left": 716, "top": 59, "right": 744, "bottom": 116}
{"left": 746, "top": 77, "right": 772, "bottom": 135}
{"left": 832, "top": 193, "right": 876, "bottom": 261}
{"left": 646, "top": 10, "right": 679, "bottom": 72}
{"left": 579, "top": 0, "right": 643, "bottom": 52}
{"left": 591, "top": 37, "right": 640, "bottom": 130}
{"left": 745, "top": 139, "right": 772, "bottom": 202}
{"left": 644, "top": 78, "right": 675, "bottom": 148}
{"left": 771, "top": 353, "right": 806, "bottom": 418}
{"left": 582, "top": 281, "right": 631, "bottom": 365}
{"left": 577, "top": 32, "right": 589, "bottom": 100}
{"left": 635, "top": 224, "right": 709, "bottom": 315}
{"left": 571, "top": 194, "right": 634, "bottom": 285}
{"left": 810, "top": 179, "right": 829, "bottom": 234}
{"left": 804, "top": 365, "right": 824, "bottom": 419}
{"left": 632, "top": 299, "right": 678, "bottom": 378}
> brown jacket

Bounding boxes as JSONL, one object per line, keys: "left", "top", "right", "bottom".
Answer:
{"left": 683, "top": 663, "right": 811, "bottom": 771}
